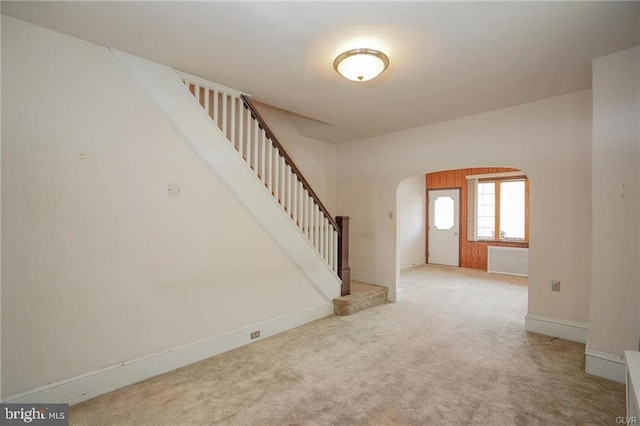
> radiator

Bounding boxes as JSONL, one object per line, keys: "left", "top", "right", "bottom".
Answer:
{"left": 487, "top": 246, "right": 529, "bottom": 277}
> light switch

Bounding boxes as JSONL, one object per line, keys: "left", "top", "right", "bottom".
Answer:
{"left": 388, "top": 211, "right": 393, "bottom": 220}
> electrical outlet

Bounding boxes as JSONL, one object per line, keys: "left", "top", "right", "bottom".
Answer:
{"left": 250, "top": 331, "right": 260, "bottom": 339}
{"left": 551, "top": 280, "right": 561, "bottom": 292}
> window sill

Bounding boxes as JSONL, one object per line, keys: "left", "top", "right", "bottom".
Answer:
{"left": 477, "top": 239, "right": 529, "bottom": 247}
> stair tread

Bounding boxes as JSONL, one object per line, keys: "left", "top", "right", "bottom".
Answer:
{"left": 333, "top": 282, "right": 388, "bottom": 315}
{"left": 333, "top": 282, "right": 387, "bottom": 305}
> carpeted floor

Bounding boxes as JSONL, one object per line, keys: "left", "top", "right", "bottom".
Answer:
{"left": 70, "top": 264, "right": 625, "bottom": 425}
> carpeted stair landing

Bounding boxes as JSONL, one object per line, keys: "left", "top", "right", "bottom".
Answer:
{"left": 333, "top": 281, "right": 387, "bottom": 315}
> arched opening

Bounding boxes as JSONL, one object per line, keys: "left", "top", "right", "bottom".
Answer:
{"left": 396, "top": 166, "right": 530, "bottom": 319}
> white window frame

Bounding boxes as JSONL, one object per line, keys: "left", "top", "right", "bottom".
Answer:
{"left": 466, "top": 172, "right": 527, "bottom": 242}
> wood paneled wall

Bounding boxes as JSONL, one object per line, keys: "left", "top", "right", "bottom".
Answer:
{"left": 426, "top": 168, "right": 529, "bottom": 270}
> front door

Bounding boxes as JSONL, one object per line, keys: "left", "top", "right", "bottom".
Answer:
{"left": 428, "top": 189, "right": 460, "bottom": 266}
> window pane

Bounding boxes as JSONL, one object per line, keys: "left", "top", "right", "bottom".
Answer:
{"left": 434, "top": 196, "right": 455, "bottom": 230}
{"left": 500, "top": 181, "right": 525, "bottom": 240}
{"left": 477, "top": 182, "right": 495, "bottom": 239}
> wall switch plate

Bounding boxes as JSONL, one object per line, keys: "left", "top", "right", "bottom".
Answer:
{"left": 551, "top": 280, "right": 561, "bottom": 292}
{"left": 250, "top": 331, "right": 260, "bottom": 339}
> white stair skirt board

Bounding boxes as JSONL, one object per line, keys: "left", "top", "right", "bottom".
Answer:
{"left": 586, "top": 349, "right": 626, "bottom": 383}
{"left": 2, "top": 303, "right": 333, "bottom": 405}
{"left": 524, "top": 313, "right": 589, "bottom": 343}
{"left": 352, "top": 271, "right": 402, "bottom": 302}
{"left": 400, "top": 257, "right": 426, "bottom": 270}
{"left": 109, "top": 49, "right": 340, "bottom": 301}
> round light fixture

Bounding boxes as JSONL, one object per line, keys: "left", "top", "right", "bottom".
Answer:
{"left": 333, "top": 48, "right": 389, "bottom": 82}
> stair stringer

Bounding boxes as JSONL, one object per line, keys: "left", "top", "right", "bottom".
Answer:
{"left": 110, "top": 48, "right": 341, "bottom": 301}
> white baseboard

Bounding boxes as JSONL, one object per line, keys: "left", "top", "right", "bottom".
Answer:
{"left": 400, "top": 258, "right": 426, "bottom": 270}
{"left": 351, "top": 271, "right": 402, "bottom": 302}
{"left": 2, "top": 302, "right": 333, "bottom": 406}
{"left": 585, "top": 349, "right": 626, "bottom": 383}
{"left": 524, "top": 313, "right": 589, "bottom": 343}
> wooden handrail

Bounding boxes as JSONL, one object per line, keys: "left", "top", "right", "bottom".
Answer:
{"left": 241, "top": 95, "right": 340, "bottom": 234}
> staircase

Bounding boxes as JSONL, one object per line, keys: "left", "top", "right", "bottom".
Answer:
{"left": 178, "top": 72, "right": 392, "bottom": 317}
{"left": 111, "top": 49, "right": 350, "bottom": 300}
{"left": 177, "top": 70, "right": 351, "bottom": 296}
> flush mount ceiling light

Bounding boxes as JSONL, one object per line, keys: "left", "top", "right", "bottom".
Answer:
{"left": 333, "top": 48, "right": 389, "bottom": 82}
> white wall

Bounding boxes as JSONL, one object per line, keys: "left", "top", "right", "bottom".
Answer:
{"left": 253, "top": 103, "right": 337, "bottom": 214}
{"left": 397, "top": 174, "right": 426, "bottom": 270}
{"left": 589, "top": 46, "right": 640, "bottom": 361}
{"left": 337, "top": 90, "right": 592, "bottom": 325}
{"left": 1, "top": 16, "right": 328, "bottom": 398}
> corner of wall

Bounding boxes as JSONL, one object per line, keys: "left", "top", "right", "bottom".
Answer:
{"left": 585, "top": 348, "right": 626, "bottom": 383}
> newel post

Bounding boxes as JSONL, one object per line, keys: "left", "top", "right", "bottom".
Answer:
{"left": 336, "top": 216, "right": 351, "bottom": 296}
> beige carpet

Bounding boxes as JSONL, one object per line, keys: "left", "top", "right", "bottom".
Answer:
{"left": 70, "top": 264, "right": 624, "bottom": 425}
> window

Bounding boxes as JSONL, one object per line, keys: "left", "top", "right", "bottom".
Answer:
{"left": 499, "top": 180, "right": 526, "bottom": 240}
{"left": 468, "top": 175, "right": 529, "bottom": 242}
{"left": 434, "top": 196, "right": 455, "bottom": 230}
{"left": 477, "top": 182, "right": 496, "bottom": 238}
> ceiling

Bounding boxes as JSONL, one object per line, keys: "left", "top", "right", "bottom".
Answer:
{"left": 2, "top": 1, "right": 639, "bottom": 143}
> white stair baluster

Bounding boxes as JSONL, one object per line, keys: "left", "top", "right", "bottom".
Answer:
{"left": 237, "top": 103, "right": 244, "bottom": 153}
{"left": 328, "top": 226, "right": 334, "bottom": 270}
{"left": 264, "top": 139, "right": 269, "bottom": 190}
{"left": 204, "top": 87, "right": 210, "bottom": 119}
{"left": 222, "top": 93, "right": 228, "bottom": 138}
{"left": 282, "top": 163, "right": 288, "bottom": 211}
{"left": 245, "top": 112, "right": 251, "bottom": 165}
{"left": 292, "top": 178, "right": 298, "bottom": 224}
{"left": 260, "top": 130, "right": 266, "bottom": 184}
{"left": 244, "top": 108, "right": 251, "bottom": 159}
{"left": 303, "top": 187, "right": 308, "bottom": 230}
{"left": 320, "top": 214, "right": 325, "bottom": 257}
{"left": 273, "top": 153, "right": 280, "bottom": 202}
{"left": 253, "top": 120, "right": 259, "bottom": 174}
{"left": 333, "top": 230, "right": 339, "bottom": 273}
{"left": 267, "top": 140, "right": 273, "bottom": 191}
{"left": 281, "top": 165, "right": 287, "bottom": 211}
{"left": 285, "top": 166, "right": 292, "bottom": 216}
{"left": 308, "top": 199, "right": 314, "bottom": 245}
{"left": 301, "top": 184, "right": 306, "bottom": 232}
{"left": 322, "top": 218, "right": 327, "bottom": 261}
{"left": 229, "top": 96, "right": 236, "bottom": 146}
{"left": 326, "top": 220, "right": 331, "bottom": 263}
{"left": 307, "top": 194, "right": 313, "bottom": 240}
{"left": 318, "top": 208, "right": 323, "bottom": 253}
{"left": 213, "top": 90, "right": 219, "bottom": 128}
{"left": 300, "top": 187, "right": 306, "bottom": 235}
{"left": 311, "top": 204, "right": 316, "bottom": 249}
{"left": 195, "top": 84, "right": 201, "bottom": 106}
